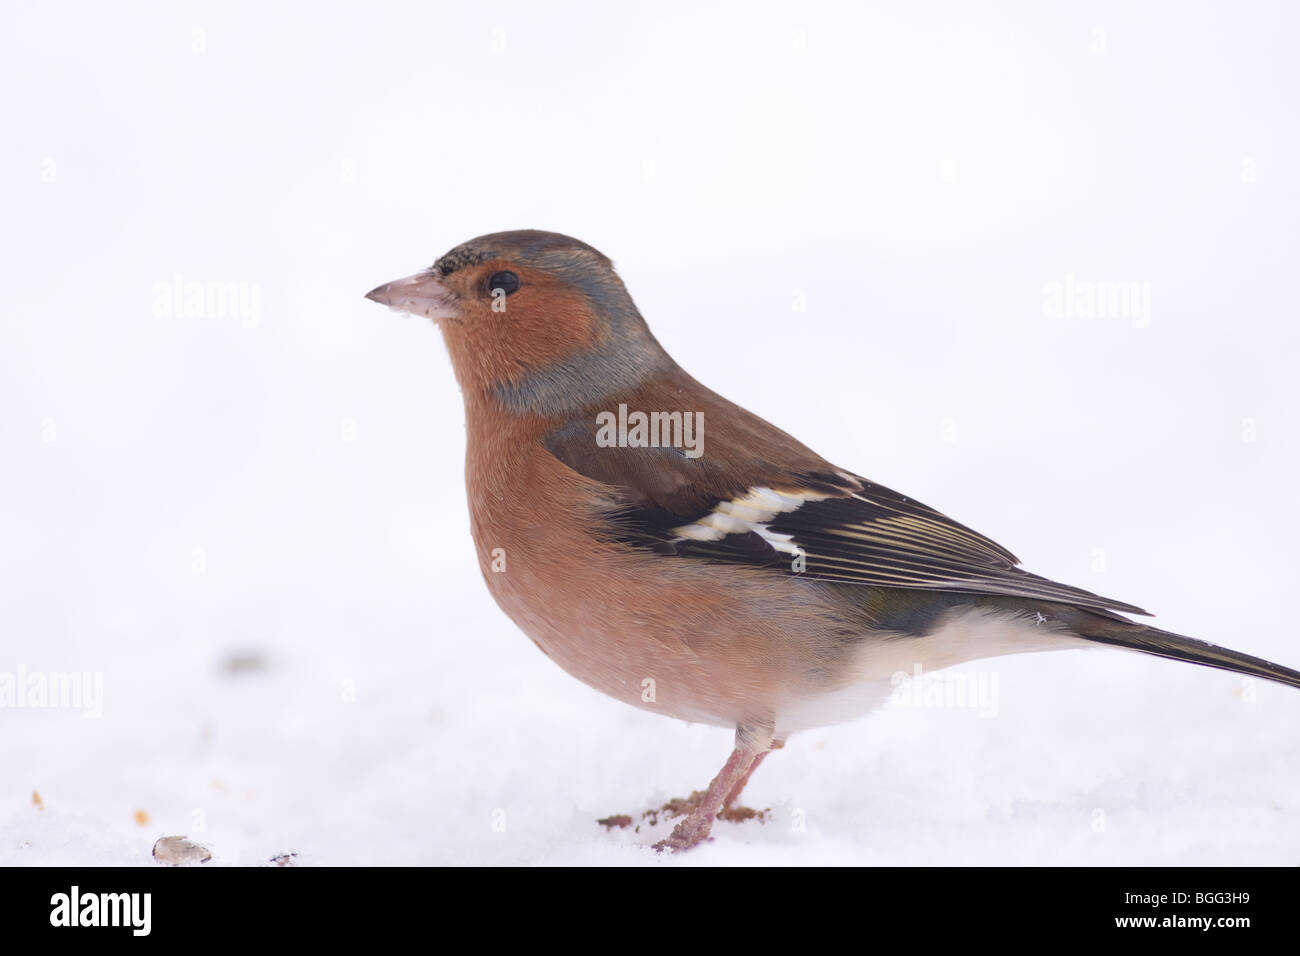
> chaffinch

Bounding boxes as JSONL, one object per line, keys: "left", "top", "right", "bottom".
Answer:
{"left": 367, "top": 229, "right": 1300, "bottom": 852}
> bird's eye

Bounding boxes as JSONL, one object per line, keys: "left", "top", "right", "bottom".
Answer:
{"left": 487, "top": 271, "right": 520, "bottom": 296}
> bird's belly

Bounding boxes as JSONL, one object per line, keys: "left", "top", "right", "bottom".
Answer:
{"left": 475, "top": 545, "right": 807, "bottom": 729}
{"left": 463, "top": 442, "right": 1090, "bottom": 738}
{"left": 471, "top": 522, "right": 1093, "bottom": 736}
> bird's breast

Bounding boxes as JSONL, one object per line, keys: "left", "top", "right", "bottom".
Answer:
{"left": 460, "top": 430, "right": 875, "bottom": 730}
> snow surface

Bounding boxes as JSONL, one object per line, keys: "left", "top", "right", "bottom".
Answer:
{"left": 3, "top": 1, "right": 1299, "bottom": 865}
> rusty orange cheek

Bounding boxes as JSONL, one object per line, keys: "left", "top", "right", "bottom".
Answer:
{"left": 484, "top": 286, "right": 601, "bottom": 371}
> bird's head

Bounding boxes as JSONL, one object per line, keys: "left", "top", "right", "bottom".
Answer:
{"left": 366, "top": 230, "right": 673, "bottom": 416}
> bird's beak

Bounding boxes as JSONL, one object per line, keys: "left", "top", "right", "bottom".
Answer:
{"left": 364, "top": 271, "right": 457, "bottom": 321}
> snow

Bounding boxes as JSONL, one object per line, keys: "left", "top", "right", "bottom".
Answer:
{"left": 3, "top": 1, "right": 1299, "bottom": 865}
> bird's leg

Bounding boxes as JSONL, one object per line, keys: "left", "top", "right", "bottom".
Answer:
{"left": 653, "top": 721, "right": 774, "bottom": 853}
{"left": 651, "top": 749, "right": 755, "bottom": 852}
{"left": 723, "top": 736, "right": 784, "bottom": 809}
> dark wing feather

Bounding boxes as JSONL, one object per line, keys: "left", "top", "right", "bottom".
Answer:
{"left": 541, "top": 373, "right": 1148, "bottom": 617}
{"left": 630, "top": 477, "right": 1147, "bottom": 616}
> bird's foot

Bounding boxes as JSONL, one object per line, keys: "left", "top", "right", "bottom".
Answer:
{"left": 599, "top": 789, "right": 769, "bottom": 837}
{"left": 607, "top": 728, "right": 780, "bottom": 853}
{"left": 652, "top": 810, "right": 715, "bottom": 853}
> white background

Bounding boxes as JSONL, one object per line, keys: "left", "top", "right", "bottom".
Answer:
{"left": 2, "top": 1, "right": 1298, "bottom": 865}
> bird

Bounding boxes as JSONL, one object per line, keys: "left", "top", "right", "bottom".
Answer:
{"left": 366, "top": 229, "right": 1300, "bottom": 852}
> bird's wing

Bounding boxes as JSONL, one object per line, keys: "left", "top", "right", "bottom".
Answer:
{"left": 541, "top": 374, "right": 1148, "bottom": 617}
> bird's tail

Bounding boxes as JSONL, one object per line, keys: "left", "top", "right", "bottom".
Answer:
{"left": 1059, "top": 609, "right": 1300, "bottom": 690}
